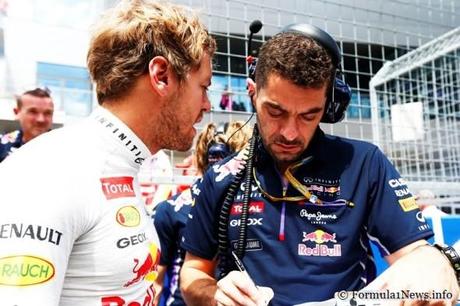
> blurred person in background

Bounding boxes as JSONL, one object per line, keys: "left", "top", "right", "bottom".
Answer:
{"left": 139, "top": 150, "right": 176, "bottom": 214}
{"left": 0, "top": 87, "right": 54, "bottom": 162}
{"left": 0, "top": 0, "right": 215, "bottom": 305}
{"left": 153, "top": 121, "right": 252, "bottom": 306}
{"left": 219, "top": 85, "right": 233, "bottom": 111}
{"left": 416, "top": 189, "right": 447, "bottom": 218}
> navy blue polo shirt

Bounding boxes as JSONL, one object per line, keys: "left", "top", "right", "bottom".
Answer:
{"left": 181, "top": 129, "right": 433, "bottom": 305}
{"left": 0, "top": 130, "right": 23, "bottom": 162}
{"left": 153, "top": 181, "right": 201, "bottom": 306}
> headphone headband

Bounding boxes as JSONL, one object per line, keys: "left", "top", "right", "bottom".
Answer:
{"left": 281, "top": 23, "right": 341, "bottom": 67}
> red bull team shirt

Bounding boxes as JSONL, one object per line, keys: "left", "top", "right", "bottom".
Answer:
{"left": 182, "top": 129, "right": 433, "bottom": 305}
{"left": 153, "top": 184, "right": 198, "bottom": 306}
{"left": 0, "top": 108, "right": 161, "bottom": 306}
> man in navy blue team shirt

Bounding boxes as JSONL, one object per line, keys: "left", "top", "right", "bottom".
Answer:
{"left": 0, "top": 87, "right": 54, "bottom": 162}
{"left": 179, "top": 26, "right": 459, "bottom": 305}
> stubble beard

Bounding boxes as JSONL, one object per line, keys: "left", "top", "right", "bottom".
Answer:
{"left": 153, "top": 93, "right": 195, "bottom": 152}
{"left": 258, "top": 119, "right": 304, "bottom": 170}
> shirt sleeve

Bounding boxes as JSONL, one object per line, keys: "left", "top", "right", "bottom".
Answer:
{"left": 181, "top": 171, "right": 223, "bottom": 260}
{"left": 153, "top": 200, "right": 176, "bottom": 266}
{"left": 365, "top": 147, "right": 433, "bottom": 256}
{"left": 0, "top": 162, "right": 90, "bottom": 306}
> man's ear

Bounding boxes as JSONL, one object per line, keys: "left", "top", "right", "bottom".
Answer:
{"left": 13, "top": 107, "right": 19, "bottom": 116}
{"left": 246, "top": 78, "right": 257, "bottom": 109}
{"left": 148, "top": 56, "right": 171, "bottom": 97}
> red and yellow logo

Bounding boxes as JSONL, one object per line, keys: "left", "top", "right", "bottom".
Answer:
{"left": 399, "top": 196, "right": 418, "bottom": 212}
{"left": 116, "top": 205, "right": 141, "bottom": 227}
{"left": 0, "top": 255, "right": 55, "bottom": 286}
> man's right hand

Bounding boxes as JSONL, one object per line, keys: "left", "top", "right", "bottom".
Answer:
{"left": 215, "top": 271, "right": 274, "bottom": 306}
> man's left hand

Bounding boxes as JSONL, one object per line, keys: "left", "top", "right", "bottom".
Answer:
{"left": 364, "top": 244, "right": 459, "bottom": 305}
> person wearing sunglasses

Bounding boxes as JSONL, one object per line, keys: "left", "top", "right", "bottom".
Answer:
{"left": 180, "top": 26, "right": 459, "bottom": 306}
{"left": 152, "top": 121, "right": 251, "bottom": 306}
{"left": 0, "top": 1, "right": 215, "bottom": 305}
{"left": 0, "top": 87, "right": 54, "bottom": 162}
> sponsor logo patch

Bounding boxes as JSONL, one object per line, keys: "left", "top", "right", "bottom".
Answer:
{"left": 399, "top": 196, "right": 418, "bottom": 212}
{"left": 213, "top": 150, "right": 246, "bottom": 182}
{"left": 298, "top": 229, "right": 341, "bottom": 257}
{"left": 231, "top": 239, "right": 263, "bottom": 251}
{"left": 0, "top": 224, "right": 63, "bottom": 246}
{"left": 0, "top": 255, "right": 55, "bottom": 286}
{"left": 100, "top": 176, "right": 135, "bottom": 200}
{"left": 116, "top": 232, "right": 147, "bottom": 249}
{"left": 124, "top": 243, "right": 160, "bottom": 287}
{"left": 299, "top": 209, "right": 337, "bottom": 224}
{"left": 229, "top": 218, "right": 263, "bottom": 227}
{"left": 388, "top": 178, "right": 413, "bottom": 198}
{"left": 231, "top": 202, "right": 264, "bottom": 215}
{"left": 116, "top": 206, "right": 140, "bottom": 227}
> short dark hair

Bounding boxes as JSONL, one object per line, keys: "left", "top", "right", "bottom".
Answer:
{"left": 16, "top": 87, "right": 52, "bottom": 108}
{"left": 255, "top": 32, "right": 335, "bottom": 90}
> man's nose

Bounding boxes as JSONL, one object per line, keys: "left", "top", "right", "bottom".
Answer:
{"left": 35, "top": 113, "right": 46, "bottom": 122}
{"left": 203, "top": 95, "right": 211, "bottom": 112}
{"left": 280, "top": 118, "right": 299, "bottom": 142}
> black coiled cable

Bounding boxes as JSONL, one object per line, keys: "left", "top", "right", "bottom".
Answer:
{"left": 235, "top": 125, "right": 258, "bottom": 259}
{"left": 217, "top": 125, "right": 259, "bottom": 277}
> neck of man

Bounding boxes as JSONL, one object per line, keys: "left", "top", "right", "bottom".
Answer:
{"left": 101, "top": 76, "right": 163, "bottom": 155}
{"left": 21, "top": 131, "right": 34, "bottom": 144}
{"left": 276, "top": 161, "right": 290, "bottom": 176}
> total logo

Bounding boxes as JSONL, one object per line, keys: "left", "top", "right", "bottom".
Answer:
{"left": 229, "top": 218, "right": 263, "bottom": 227}
{"left": 100, "top": 177, "right": 135, "bottom": 200}
{"left": 298, "top": 229, "right": 341, "bottom": 257}
{"left": 231, "top": 202, "right": 264, "bottom": 215}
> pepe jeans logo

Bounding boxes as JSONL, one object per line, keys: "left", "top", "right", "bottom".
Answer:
{"left": 299, "top": 209, "right": 337, "bottom": 224}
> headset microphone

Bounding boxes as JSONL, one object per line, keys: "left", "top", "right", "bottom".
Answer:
{"left": 247, "top": 20, "right": 263, "bottom": 81}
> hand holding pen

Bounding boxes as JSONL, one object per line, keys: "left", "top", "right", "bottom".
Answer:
{"left": 214, "top": 251, "right": 274, "bottom": 306}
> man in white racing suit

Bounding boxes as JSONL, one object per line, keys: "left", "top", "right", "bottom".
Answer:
{"left": 0, "top": 1, "right": 215, "bottom": 305}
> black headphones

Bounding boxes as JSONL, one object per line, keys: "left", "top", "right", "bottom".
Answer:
{"left": 281, "top": 23, "right": 352, "bottom": 124}
{"left": 247, "top": 22, "right": 352, "bottom": 124}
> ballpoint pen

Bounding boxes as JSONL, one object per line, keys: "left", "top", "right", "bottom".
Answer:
{"left": 231, "top": 251, "right": 273, "bottom": 306}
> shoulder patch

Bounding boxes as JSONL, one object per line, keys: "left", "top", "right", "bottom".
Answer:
{"left": 0, "top": 255, "right": 55, "bottom": 286}
{"left": 212, "top": 148, "right": 247, "bottom": 182}
{"left": 1, "top": 131, "right": 20, "bottom": 144}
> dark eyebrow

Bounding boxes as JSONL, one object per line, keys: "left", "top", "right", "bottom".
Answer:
{"left": 264, "top": 101, "right": 285, "bottom": 111}
{"left": 265, "top": 101, "right": 323, "bottom": 115}
{"left": 300, "top": 107, "right": 323, "bottom": 116}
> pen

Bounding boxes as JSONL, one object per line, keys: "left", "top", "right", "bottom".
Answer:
{"left": 231, "top": 251, "right": 273, "bottom": 305}
{"left": 231, "top": 251, "right": 256, "bottom": 285}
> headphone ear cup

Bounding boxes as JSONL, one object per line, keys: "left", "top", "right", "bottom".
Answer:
{"left": 321, "top": 77, "right": 352, "bottom": 124}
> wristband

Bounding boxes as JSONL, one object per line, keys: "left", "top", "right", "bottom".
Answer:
{"left": 433, "top": 243, "right": 460, "bottom": 282}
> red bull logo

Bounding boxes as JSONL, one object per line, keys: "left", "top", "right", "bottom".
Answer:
{"left": 302, "top": 230, "right": 337, "bottom": 244}
{"left": 213, "top": 150, "right": 246, "bottom": 182}
{"left": 101, "top": 283, "right": 155, "bottom": 306}
{"left": 299, "top": 229, "right": 341, "bottom": 257}
{"left": 124, "top": 244, "right": 160, "bottom": 287}
{"left": 298, "top": 244, "right": 341, "bottom": 256}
